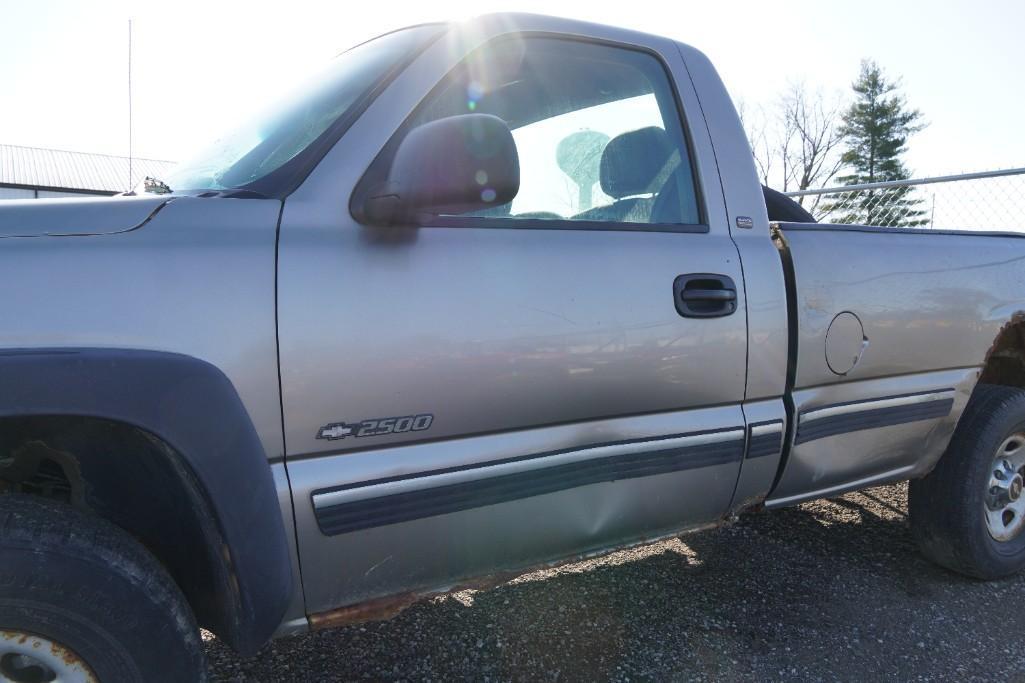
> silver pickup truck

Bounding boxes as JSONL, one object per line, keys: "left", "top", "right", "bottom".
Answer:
{"left": 2, "top": 13, "right": 1024, "bottom": 682}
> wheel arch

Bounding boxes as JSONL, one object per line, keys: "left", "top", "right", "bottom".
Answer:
{"left": 980, "top": 314, "right": 1025, "bottom": 389}
{"left": 0, "top": 348, "right": 294, "bottom": 656}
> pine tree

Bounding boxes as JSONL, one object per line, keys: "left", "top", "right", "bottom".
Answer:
{"left": 827, "top": 60, "right": 927, "bottom": 226}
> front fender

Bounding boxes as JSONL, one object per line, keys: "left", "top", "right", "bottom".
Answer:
{"left": 0, "top": 348, "right": 293, "bottom": 655}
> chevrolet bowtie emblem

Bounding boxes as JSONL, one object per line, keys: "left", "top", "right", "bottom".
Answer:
{"left": 317, "top": 423, "right": 355, "bottom": 440}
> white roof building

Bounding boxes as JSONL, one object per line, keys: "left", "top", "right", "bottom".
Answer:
{"left": 0, "top": 144, "right": 175, "bottom": 199}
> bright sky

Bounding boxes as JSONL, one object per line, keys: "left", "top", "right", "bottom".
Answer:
{"left": 2, "top": 0, "right": 1023, "bottom": 179}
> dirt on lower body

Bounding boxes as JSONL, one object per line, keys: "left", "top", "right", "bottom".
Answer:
{"left": 206, "top": 483, "right": 1025, "bottom": 681}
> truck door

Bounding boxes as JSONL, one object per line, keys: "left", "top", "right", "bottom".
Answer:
{"left": 278, "top": 23, "right": 748, "bottom": 613}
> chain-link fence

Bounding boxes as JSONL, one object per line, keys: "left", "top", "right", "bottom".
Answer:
{"left": 785, "top": 167, "right": 1025, "bottom": 231}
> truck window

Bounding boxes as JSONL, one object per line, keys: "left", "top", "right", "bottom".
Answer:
{"left": 411, "top": 37, "right": 701, "bottom": 226}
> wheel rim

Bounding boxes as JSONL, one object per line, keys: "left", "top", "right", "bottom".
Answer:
{"left": 985, "top": 432, "right": 1025, "bottom": 542}
{"left": 0, "top": 630, "right": 96, "bottom": 683}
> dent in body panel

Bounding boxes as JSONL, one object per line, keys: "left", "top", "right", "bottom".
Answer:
{"left": 281, "top": 17, "right": 760, "bottom": 621}
{"left": 767, "top": 368, "right": 976, "bottom": 507}
{"left": 781, "top": 227, "right": 1025, "bottom": 389}
{"left": 765, "top": 225, "right": 1025, "bottom": 507}
{"left": 794, "top": 390, "right": 955, "bottom": 445}
{"left": 306, "top": 520, "right": 721, "bottom": 631}
{"left": 288, "top": 405, "right": 745, "bottom": 613}
{"left": 311, "top": 429, "right": 744, "bottom": 535}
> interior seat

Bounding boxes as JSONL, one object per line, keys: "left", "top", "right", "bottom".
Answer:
{"left": 573, "top": 126, "right": 672, "bottom": 223}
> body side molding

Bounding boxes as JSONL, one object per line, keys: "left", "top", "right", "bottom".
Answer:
{"left": 312, "top": 428, "right": 745, "bottom": 536}
{"left": 794, "top": 390, "right": 955, "bottom": 445}
{"left": 746, "top": 420, "right": 784, "bottom": 459}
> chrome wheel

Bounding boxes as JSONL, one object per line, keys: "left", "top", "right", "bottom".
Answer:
{"left": 985, "top": 432, "right": 1025, "bottom": 542}
{"left": 0, "top": 630, "right": 96, "bottom": 683}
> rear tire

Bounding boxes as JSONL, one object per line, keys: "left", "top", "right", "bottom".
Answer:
{"left": 910, "top": 383, "right": 1025, "bottom": 579}
{"left": 0, "top": 494, "right": 207, "bottom": 682}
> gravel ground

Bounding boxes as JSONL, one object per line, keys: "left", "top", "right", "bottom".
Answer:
{"left": 205, "top": 483, "right": 1025, "bottom": 681}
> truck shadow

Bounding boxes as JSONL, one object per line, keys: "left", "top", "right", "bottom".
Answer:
{"left": 206, "top": 484, "right": 1025, "bottom": 681}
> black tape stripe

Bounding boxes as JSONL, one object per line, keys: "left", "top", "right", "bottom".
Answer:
{"left": 746, "top": 420, "right": 783, "bottom": 460}
{"left": 795, "top": 398, "right": 953, "bottom": 445}
{"left": 747, "top": 432, "right": 783, "bottom": 459}
{"left": 315, "top": 436, "right": 743, "bottom": 536}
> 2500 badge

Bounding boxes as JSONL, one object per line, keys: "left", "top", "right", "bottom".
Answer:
{"left": 316, "top": 413, "right": 434, "bottom": 440}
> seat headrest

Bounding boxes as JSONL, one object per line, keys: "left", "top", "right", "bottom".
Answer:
{"left": 599, "top": 127, "right": 671, "bottom": 199}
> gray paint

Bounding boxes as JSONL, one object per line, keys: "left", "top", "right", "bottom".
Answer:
{"left": 800, "top": 390, "right": 955, "bottom": 424}
{"left": 763, "top": 225, "right": 1025, "bottom": 504}
{"left": 280, "top": 15, "right": 1025, "bottom": 618}
{"left": 278, "top": 14, "right": 757, "bottom": 611}
{"left": 2, "top": 12, "right": 1025, "bottom": 647}
{"left": 783, "top": 226, "right": 1025, "bottom": 389}
{"left": 288, "top": 404, "right": 745, "bottom": 611}
{"left": 312, "top": 429, "right": 742, "bottom": 510}
{"left": 277, "top": 15, "right": 748, "bottom": 460}
{"left": 824, "top": 311, "right": 866, "bottom": 375}
{"left": 270, "top": 463, "right": 311, "bottom": 638}
{"left": 0, "top": 194, "right": 168, "bottom": 237}
{"left": 0, "top": 195, "right": 285, "bottom": 461}
{"left": 675, "top": 40, "right": 789, "bottom": 403}
{"left": 768, "top": 368, "right": 974, "bottom": 506}
{"left": 730, "top": 398, "right": 787, "bottom": 510}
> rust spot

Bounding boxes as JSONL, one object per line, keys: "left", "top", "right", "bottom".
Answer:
{"left": 308, "top": 523, "right": 725, "bottom": 631}
{"left": 52, "top": 640, "right": 85, "bottom": 669}
{"left": 733, "top": 492, "right": 766, "bottom": 512}
{"left": 0, "top": 629, "right": 97, "bottom": 682}
{"left": 308, "top": 592, "right": 420, "bottom": 630}
{"left": 309, "top": 567, "right": 529, "bottom": 630}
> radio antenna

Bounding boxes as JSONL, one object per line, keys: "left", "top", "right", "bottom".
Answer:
{"left": 127, "top": 18, "right": 133, "bottom": 191}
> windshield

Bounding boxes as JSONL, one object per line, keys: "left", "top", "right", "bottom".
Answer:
{"left": 163, "top": 25, "right": 442, "bottom": 194}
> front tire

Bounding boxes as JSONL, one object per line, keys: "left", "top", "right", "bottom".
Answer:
{"left": 0, "top": 494, "right": 207, "bottom": 682}
{"left": 910, "top": 383, "right": 1025, "bottom": 579}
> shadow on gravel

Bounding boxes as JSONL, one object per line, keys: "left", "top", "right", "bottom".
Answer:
{"left": 206, "top": 484, "right": 1025, "bottom": 681}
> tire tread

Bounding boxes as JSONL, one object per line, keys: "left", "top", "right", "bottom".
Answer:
{"left": 910, "top": 383, "right": 1025, "bottom": 579}
{"left": 0, "top": 494, "right": 207, "bottom": 681}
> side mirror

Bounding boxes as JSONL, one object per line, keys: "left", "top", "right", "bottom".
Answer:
{"left": 357, "top": 114, "right": 519, "bottom": 226}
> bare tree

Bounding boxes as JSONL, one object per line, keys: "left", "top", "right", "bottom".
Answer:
{"left": 739, "top": 83, "right": 846, "bottom": 211}
{"left": 783, "top": 83, "right": 845, "bottom": 209}
{"left": 737, "top": 100, "right": 775, "bottom": 187}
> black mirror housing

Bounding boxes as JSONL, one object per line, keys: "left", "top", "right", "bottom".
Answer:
{"left": 359, "top": 114, "right": 520, "bottom": 226}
